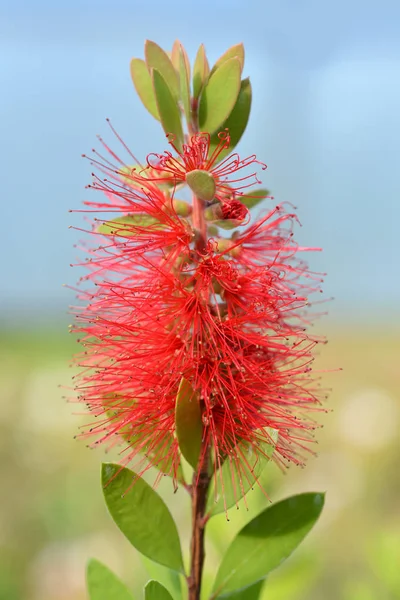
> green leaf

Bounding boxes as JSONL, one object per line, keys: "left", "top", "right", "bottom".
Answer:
{"left": 210, "top": 43, "right": 245, "bottom": 75}
{"left": 130, "top": 58, "right": 160, "bottom": 121}
{"left": 142, "top": 557, "right": 182, "bottom": 600}
{"left": 145, "top": 40, "right": 180, "bottom": 100}
{"left": 212, "top": 492, "right": 325, "bottom": 596}
{"left": 145, "top": 580, "right": 174, "bottom": 600}
{"left": 175, "top": 378, "right": 202, "bottom": 470}
{"left": 193, "top": 44, "right": 209, "bottom": 99}
{"left": 179, "top": 47, "right": 191, "bottom": 126}
{"left": 186, "top": 169, "right": 216, "bottom": 202}
{"left": 97, "top": 214, "right": 162, "bottom": 235}
{"left": 207, "top": 429, "right": 278, "bottom": 516}
{"left": 199, "top": 58, "right": 241, "bottom": 135}
{"left": 224, "top": 580, "right": 265, "bottom": 600}
{"left": 239, "top": 188, "right": 270, "bottom": 210}
{"left": 152, "top": 69, "right": 184, "bottom": 152}
{"left": 87, "top": 559, "right": 134, "bottom": 600}
{"left": 209, "top": 78, "right": 252, "bottom": 163}
{"left": 102, "top": 464, "right": 185, "bottom": 573}
{"left": 171, "top": 40, "right": 190, "bottom": 80}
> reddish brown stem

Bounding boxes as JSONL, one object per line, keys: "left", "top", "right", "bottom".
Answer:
{"left": 188, "top": 448, "right": 211, "bottom": 600}
{"left": 192, "top": 193, "right": 207, "bottom": 253}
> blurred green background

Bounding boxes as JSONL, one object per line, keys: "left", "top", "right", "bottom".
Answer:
{"left": 2, "top": 0, "right": 400, "bottom": 597}
{"left": 1, "top": 325, "right": 399, "bottom": 599}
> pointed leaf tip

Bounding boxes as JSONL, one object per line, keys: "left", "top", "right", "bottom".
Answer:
{"left": 212, "top": 492, "right": 325, "bottom": 595}
{"left": 145, "top": 580, "right": 174, "bottom": 600}
{"left": 145, "top": 40, "right": 180, "bottom": 100}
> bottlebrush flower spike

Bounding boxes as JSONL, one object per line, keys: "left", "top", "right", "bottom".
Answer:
{"left": 72, "top": 122, "right": 327, "bottom": 503}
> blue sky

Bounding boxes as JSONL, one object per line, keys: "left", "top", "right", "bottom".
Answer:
{"left": 1, "top": 0, "right": 400, "bottom": 324}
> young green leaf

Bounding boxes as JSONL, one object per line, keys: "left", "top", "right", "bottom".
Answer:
{"left": 192, "top": 44, "right": 209, "bottom": 99}
{"left": 145, "top": 580, "right": 174, "bottom": 600}
{"left": 239, "top": 188, "right": 270, "bottom": 210}
{"left": 198, "top": 58, "right": 241, "bottom": 135}
{"left": 152, "top": 69, "right": 184, "bottom": 152}
{"left": 179, "top": 47, "right": 191, "bottom": 125}
{"left": 102, "top": 464, "right": 185, "bottom": 573}
{"left": 208, "top": 78, "right": 252, "bottom": 163}
{"left": 130, "top": 59, "right": 159, "bottom": 121}
{"left": 175, "top": 377, "right": 203, "bottom": 470}
{"left": 212, "top": 492, "right": 325, "bottom": 596}
{"left": 87, "top": 558, "right": 134, "bottom": 600}
{"left": 145, "top": 40, "right": 180, "bottom": 100}
{"left": 210, "top": 43, "right": 245, "bottom": 75}
{"left": 171, "top": 40, "right": 191, "bottom": 80}
{"left": 206, "top": 429, "right": 278, "bottom": 516}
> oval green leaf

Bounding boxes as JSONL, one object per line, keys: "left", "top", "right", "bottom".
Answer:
{"left": 193, "top": 44, "right": 209, "bottom": 99}
{"left": 212, "top": 492, "right": 325, "bottom": 596}
{"left": 130, "top": 58, "right": 159, "bottom": 121}
{"left": 145, "top": 580, "right": 174, "bottom": 600}
{"left": 145, "top": 40, "right": 180, "bottom": 100}
{"left": 152, "top": 69, "right": 184, "bottom": 152}
{"left": 239, "top": 188, "right": 270, "bottom": 210}
{"left": 87, "top": 558, "right": 134, "bottom": 600}
{"left": 210, "top": 43, "right": 245, "bottom": 76}
{"left": 102, "top": 463, "right": 185, "bottom": 573}
{"left": 171, "top": 40, "right": 191, "bottom": 80}
{"left": 208, "top": 78, "right": 252, "bottom": 163}
{"left": 207, "top": 429, "right": 278, "bottom": 516}
{"left": 199, "top": 58, "right": 241, "bottom": 135}
{"left": 175, "top": 377, "right": 203, "bottom": 470}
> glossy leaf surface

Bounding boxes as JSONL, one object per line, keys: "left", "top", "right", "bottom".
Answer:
{"left": 192, "top": 44, "right": 209, "bottom": 99}
{"left": 209, "top": 78, "right": 252, "bottom": 163}
{"left": 102, "top": 464, "right": 184, "bottom": 573}
{"left": 210, "top": 43, "right": 245, "bottom": 75}
{"left": 145, "top": 40, "right": 180, "bottom": 99}
{"left": 198, "top": 58, "right": 241, "bottom": 134}
{"left": 212, "top": 492, "right": 325, "bottom": 596}
{"left": 130, "top": 58, "right": 159, "bottom": 120}
{"left": 152, "top": 69, "right": 184, "bottom": 151}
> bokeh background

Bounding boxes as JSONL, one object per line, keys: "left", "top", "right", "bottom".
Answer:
{"left": 1, "top": 1, "right": 399, "bottom": 598}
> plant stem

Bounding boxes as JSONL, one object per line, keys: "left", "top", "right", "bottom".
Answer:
{"left": 192, "top": 193, "right": 207, "bottom": 252}
{"left": 188, "top": 447, "right": 211, "bottom": 600}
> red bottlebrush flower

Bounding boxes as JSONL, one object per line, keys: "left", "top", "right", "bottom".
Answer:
{"left": 72, "top": 126, "right": 326, "bottom": 500}
{"left": 144, "top": 130, "right": 266, "bottom": 203}
{"left": 220, "top": 198, "right": 249, "bottom": 222}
